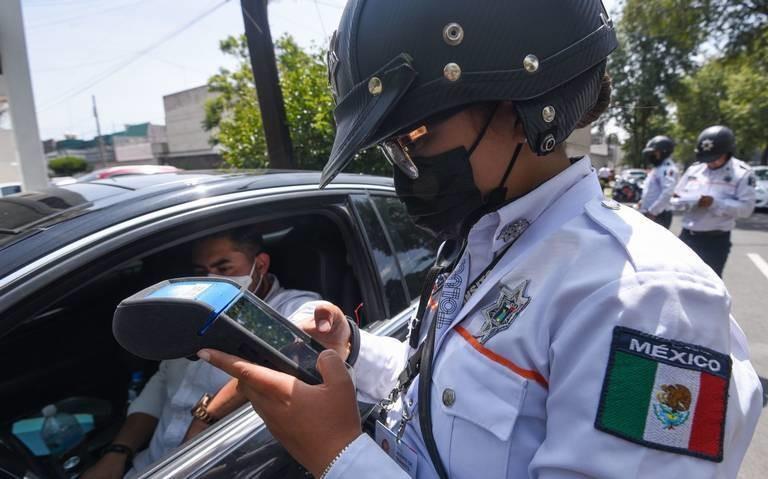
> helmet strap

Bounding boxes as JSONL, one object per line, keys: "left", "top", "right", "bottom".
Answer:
{"left": 484, "top": 142, "right": 524, "bottom": 207}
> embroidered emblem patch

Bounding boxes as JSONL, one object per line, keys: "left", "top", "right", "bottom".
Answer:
{"left": 596, "top": 327, "right": 731, "bottom": 462}
{"left": 496, "top": 219, "right": 530, "bottom": 243}
{"left": 700, "top": 139, "right": 715, "bottom": 152}
{"left": 475, "top": 280, "right": 531, "bottom": 344}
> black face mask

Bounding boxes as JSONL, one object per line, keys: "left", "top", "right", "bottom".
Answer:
{"left": 394, "top": 108, "right": 523, "bottom": 240}
{"left": 394, "top": 146, "right": 484, "bottom": 239}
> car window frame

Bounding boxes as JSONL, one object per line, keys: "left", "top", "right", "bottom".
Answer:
{"left": 0, "top": 183, "right": 393, "bottom": 335}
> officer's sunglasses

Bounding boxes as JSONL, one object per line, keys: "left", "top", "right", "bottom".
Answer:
{"left": 379, "top": 125, "right": 429, "bottom": 180}
{"left": 378, "top": 105, "right": 468, "bottom": 180}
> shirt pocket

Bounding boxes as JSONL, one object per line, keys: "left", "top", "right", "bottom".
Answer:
{"left": 433, "top": 341, "right": 528, "bottom": 478}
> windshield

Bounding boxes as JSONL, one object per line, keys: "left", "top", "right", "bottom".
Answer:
{"left": 754, "top": 169, "right": 768, "bottom": 181}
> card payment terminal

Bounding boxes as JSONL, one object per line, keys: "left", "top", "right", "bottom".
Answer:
{"left": 113, "top": 278, "right": 326, "bottom": 385}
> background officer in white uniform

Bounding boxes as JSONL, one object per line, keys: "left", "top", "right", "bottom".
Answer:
{"left": 198, "top": 1, "right": 762, "bottom": 478}
{"left": 672, "top": 126, "right": 756, "bottom": 277}
{"left": 639, "top": 135, "right": 679, "bottom": 228}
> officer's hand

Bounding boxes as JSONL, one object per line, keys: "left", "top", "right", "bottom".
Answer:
{"left": 698, "top": 195, "right": 714, "bottom": 208}
{"left": 645, "top": 212, "right": 657, "bottom": 221}
{"left": 293, "top": 301, "right": 352, "bottom": 361}
{"left": 198, "top": 348, "right": 362, "bottom": 478}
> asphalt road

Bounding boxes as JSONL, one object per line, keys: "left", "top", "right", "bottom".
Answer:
{"left": 666, "top": 212, "right": 768, "bottom": 478}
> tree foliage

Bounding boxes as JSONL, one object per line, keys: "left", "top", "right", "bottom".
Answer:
{"left": 608, "top": 0, "right": 706, "bottom": 166}
{"left": 609, "top": 0, "right": 768, "bottom": 165}
{"left": 49, "top": 156, "right": 88, "bottom": 176}
{"left": 204, "top": 34, "right": 388, "bottom": 175}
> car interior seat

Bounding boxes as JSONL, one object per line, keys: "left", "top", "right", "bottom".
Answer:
{"left": 268, "top": 219, "right": 363, "bottom": 322}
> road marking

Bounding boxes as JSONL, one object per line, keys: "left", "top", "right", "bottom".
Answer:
{"left": 747, "top": 253, "right": 768, "bottom": 282}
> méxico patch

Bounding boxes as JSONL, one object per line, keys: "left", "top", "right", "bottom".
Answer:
{"left": 595, "top": 326, "right": 731, "bottom": 462}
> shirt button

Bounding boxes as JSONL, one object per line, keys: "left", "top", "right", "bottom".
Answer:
{"left": 442, "top": 388, "right": 456, "bottom": 407}
{"left": 407, "top": 398, "right": 414, "bottom": 407}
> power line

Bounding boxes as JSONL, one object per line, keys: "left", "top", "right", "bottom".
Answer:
{"left": 38, "top": 0, "right": 231, "bottom": 112}
{"left": 27, "top": 0, "right": 150, "bottom": 29}
{"left": 312, "top": 0, "right": 328, "bottom": 37}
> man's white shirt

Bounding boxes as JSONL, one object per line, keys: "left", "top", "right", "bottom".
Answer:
{"left": 127, "top": 274, "right": 320, "bottom": 475}
{"left": 640, "top": 158, "right": 678, "bottom": 215}
{"left": 672, "top": 158, "right": 756, "bottom": 232}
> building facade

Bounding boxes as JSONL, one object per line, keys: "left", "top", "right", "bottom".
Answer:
{"left": 162, "top": 85, "right": 223, "bottom": 169}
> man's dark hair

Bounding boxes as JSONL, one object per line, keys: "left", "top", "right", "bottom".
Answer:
{"left": 210, "top": 226, "right": 264, "bottom": 259}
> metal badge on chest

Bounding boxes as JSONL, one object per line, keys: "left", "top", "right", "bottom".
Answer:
{"left": 476, "top": 280, "right": 532, "bottom": 344}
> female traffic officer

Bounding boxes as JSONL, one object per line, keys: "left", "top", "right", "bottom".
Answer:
{"left": 199, "top": 0, "right": 762, "bottom": 477}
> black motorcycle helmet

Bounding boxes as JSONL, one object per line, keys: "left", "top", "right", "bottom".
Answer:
{"left": 320, "top": 0, "right": 619, "bottom": 187}
{"left": 695, "top": 126, "right": 736, "bottom": 163}
{"left": 642, "top": 135, "right": 675, "bottom": 165}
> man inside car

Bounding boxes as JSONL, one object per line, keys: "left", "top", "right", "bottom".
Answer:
{"left": 83, "top": 227, "right": 320, "bottom": 478}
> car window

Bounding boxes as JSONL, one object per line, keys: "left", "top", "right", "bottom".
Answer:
{"left": 349, "top": 195, "right": 409, "bottom": 318}
{"left": 755, "top": 169, "right": 768, "bottom": 181}
{"left": 370, "top": 196, "right": 438, "bottom": 300}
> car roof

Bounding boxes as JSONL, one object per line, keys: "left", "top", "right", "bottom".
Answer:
{"left": 0, "top": 169, "right": 393, "bottom": 277}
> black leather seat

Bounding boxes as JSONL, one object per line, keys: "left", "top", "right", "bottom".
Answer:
{"left": 269, "top": 229, "right": 361, "bottom": 320}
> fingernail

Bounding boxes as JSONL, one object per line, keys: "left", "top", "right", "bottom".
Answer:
{"left": 318, "top": 320, "right": 330, "bottom": 332}
{"left": 197, "top": 349, "right": 210, "bottom": 362}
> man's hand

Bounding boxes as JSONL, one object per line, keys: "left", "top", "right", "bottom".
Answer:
{"left": 81, "top": 452, "right": 127, "bottom": 479}
{"left": 698, "top": 195, "right": 714, "bottom": 208}
{"left": 198, "top": 348, "right": 362, "bottom": 478}
{"left": 293, "top": 302, "right": 352, "bottom": 360}
{"left": 644, "top": 212, "right": 657, "bottom": 221}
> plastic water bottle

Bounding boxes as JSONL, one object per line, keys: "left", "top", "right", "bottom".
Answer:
{"left": 126, "top": 371, "right": 144, "bottom": 406}
{"left": 40, "top": 405, "right": 83, "bottom": 457}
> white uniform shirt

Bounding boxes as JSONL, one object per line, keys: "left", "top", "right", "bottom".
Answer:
{"left": 671, "top": 158, "right": 756, "bottom": 232}
{"left": 327, "top": 157, "right": 762, "bottom": 478}
{"left": 640, "top": 158, "right": 678, "bottom": 215}
{"left": 127, "top": 275, "right": 320, "bottom": 475}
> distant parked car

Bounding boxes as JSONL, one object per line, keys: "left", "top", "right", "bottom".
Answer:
{"left": 753, "top": 166, "right": 768, "bottom": 209}
{"left": 618, "top": 168, "right": 647, "bottom": 187}
{"left": 50, "top": 176, "right": 78, "bottom": 186}
{"left": 77, "top": 165, "right": 180, "bottom": 182}
{"left": 0, "top": 183, "right": 21, "bottom": 197}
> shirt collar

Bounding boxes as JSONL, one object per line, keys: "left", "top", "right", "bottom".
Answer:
{"left": 468, "top": 157, "right": 594, "bottom": 254}
{"left": 262, "top": 273, "right": 282, "bottom": 302}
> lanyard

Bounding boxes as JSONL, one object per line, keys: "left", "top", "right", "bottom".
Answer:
{"left": 379, "top": 237, "right": 518, "bottom": 479}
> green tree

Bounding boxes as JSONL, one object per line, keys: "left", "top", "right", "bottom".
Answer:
{"left": 608, "top": 0, "right": 707, "bottom": 166}
{"left": 205, "top": 34, "right": 388, "bottom": 175}
{"left": 49, "top": 156, "right": 88, "bottom": 176}
{"left": 672, "top": 42, "right": 768, "bottom": 164}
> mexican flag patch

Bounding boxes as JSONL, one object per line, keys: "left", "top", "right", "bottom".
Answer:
{"left": 596, "top": 327, "right": 731, "bottom": 462}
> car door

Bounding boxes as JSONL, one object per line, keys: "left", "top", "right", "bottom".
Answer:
{"left": 139, "top": 191, "right": 439, "bottom": 478}
{"left": 0, "top": 180, "right": 404, "bottom": 478}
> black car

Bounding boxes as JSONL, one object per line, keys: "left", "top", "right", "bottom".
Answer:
{"left": 0, "top": 170, "right": 437, "bottom": 478}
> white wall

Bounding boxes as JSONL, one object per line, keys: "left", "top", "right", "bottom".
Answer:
{"left": 565, "top": 127, "right": 592, "bottom": 158}
{"left": 163, "top": 85, "right": 218, "bottom": 154}
{"left": 0, "top": 128, "right": 21, "bottom": 183}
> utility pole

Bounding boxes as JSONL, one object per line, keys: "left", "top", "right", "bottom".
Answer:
{"left": 92, "top": 95, "right": 108, "bottom": 169}
{"left": 240, "top": 0, "right": 295, "bottom": 169}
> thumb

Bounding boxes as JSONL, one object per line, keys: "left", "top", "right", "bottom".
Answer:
{"left": 316, "top": 349, "right": 351, "bottom": 387}
{"left": 314, "top": 302, "right": 344, "bottom": 333}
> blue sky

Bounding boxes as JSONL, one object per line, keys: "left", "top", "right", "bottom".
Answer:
{"left": 22, "top": 0, "right": 617, "bottom": 140}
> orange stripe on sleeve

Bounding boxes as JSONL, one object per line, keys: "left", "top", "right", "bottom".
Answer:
{"left": 454, "top": 325, "right": 549, "bottom": 389}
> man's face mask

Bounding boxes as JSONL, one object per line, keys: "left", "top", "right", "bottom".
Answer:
{"left": 209, "top": 259, "right": 263, "bottom": 294}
